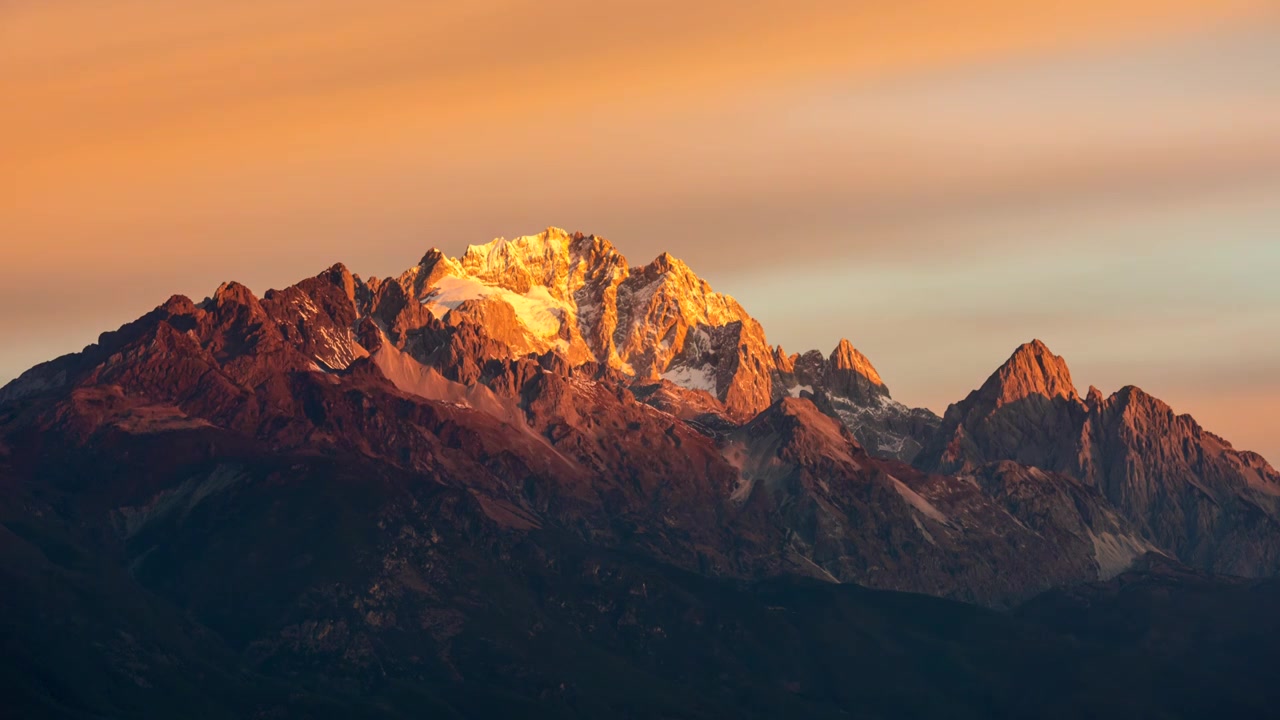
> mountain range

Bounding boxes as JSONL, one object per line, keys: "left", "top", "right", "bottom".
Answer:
{"left": 4, "top": 227, "right": 1279, "bottom": 718}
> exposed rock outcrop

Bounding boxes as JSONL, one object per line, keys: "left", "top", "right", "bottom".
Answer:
{"left": 772, "top": 339, "right": 939, "bottom": 463}
{"left": 920, "top": 339, "right": 1280, "bottom": 577}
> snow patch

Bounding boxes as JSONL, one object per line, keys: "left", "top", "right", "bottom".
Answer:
{"left": 312, "top": 325, "right": 367, "bottom": 370}
{"left": 662, "top": 364, "right": 717, "bottom": 394}
{"left": 787, "top": 384, "right": 813, "bottom": 398}
{"left": 889, "top": 476, "right": 948, "bottom": 524}
{"left": 294, "top": 295, "right": 320, "bottom": 319}
{"left": 422, "top": 276, "right": 572, "bottom": 340}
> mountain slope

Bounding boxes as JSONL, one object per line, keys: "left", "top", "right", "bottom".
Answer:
{"left": 346, "top": 227, "right": 937, "bottom": 440}
{"left": 6, "top": 230, "right": 1280, "bottom": 716}
{"left": 0, "top": 242, "right": 1149, "bottom": 607}
{"left": 920, "top": 339, "right": 1280, "bottom": 577}
{"left": 772, "top": 340, "right": 940, "bottom": 462}
{"left": 1, "top": 415, "right": 1276, "bottom": 719}
{"left": 725, "top": 398, "right": 1151, "bottom": 603}
{"left": 7, "top": 452, "right": 1279, "bottom": 720}
{"left": 393, "top": 229, "right": 776, "bottom": 418}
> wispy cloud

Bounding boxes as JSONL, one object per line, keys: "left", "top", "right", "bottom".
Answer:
{"left": 2, "top": 0, "right": 1277, "bottom": 461}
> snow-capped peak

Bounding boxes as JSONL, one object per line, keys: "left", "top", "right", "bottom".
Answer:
{"left": 384, "top": 229, "right": 777, "bottom": 417}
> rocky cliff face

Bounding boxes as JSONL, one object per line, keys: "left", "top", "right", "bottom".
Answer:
{"left": 7, "top": 236, "right": 1274, "bottom": 595}
{"left": 1080, "top": 386, "right": 1280, "bottom": 576}
{"left": 378, "top": 229, "right": 777, "bottom": 419}
{"left": 321, "top": 226, "right": 931, "bottom": 436}
{"left": 772, "top": 340, "right": 940, "bottom": 463}
{"left": 5, "top": 230, "right": 1280, "bottom": 717}
{"left": 923, "top": 340, "right": 1089, "bottom": 475}
{"left": 723, "top": 398, "right": 1148, "bottom": 603}
{"left": 920, "top": 339, "right": 1280, "bottom": 577}
{"left": 0, "top": 244, "right": 1143, "bottom": 608}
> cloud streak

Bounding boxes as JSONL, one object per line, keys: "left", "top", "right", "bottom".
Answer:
{"left": 2, "top": 0, "right": 1278, "bottom": 461}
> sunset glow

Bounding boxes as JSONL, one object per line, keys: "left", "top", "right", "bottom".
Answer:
{"left": 3, "top": 0, "right": 1278, "bottom": 461}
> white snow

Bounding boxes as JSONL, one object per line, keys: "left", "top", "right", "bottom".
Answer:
{"left": 312, "top": 325, "right": 368, "bottom": 370}
{"left": 877, "top": 434, "right": 908, "bottom": 456}
{"left": 682, "top": 326, "right": 711, "bottom": 355}
{"left": 294, "top": 295, "right": 320, "bottom": 319}
{"left": 889, "top": 476, "right": 949, "bottom": 524}
{"left": 824, "top": 393, "right": 921, "bottom": 458}
{"left": 787, "top": 384, "right": 813, "bottom": 398}
{"left": 662, "top": 364, "right": 718, "bottom": 394}
{"left": 422, "top": 275, "right": 572, "bottom": 340}
{"left": 504, "top": 285, "right": 570, "bottom": 337}
{"left": 421, "top": 275, "right": 484, "bottom": 311}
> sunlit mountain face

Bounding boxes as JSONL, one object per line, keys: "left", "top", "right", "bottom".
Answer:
{"left": 3, "top": 2, "right": 1279, "bottom": 717}
{"left": 4, "top": 228, "right": 1280, "bottom": 716}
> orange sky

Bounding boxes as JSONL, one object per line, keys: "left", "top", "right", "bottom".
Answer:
{"left": 2, "top": 1, "right": 1279, "bottom": 462}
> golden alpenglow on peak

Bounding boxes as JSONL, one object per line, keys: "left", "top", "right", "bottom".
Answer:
{"left": 391, "top": 229, "right": 775, "bottom": 416}
{"left": 985, "top": 339, "right": 1080, "bottom": 407}
{"left": 830, "top": 338, "right": 886, "bottom": 388}
{"left": 5, "top": 2, "right": 1280, "bottom": 713}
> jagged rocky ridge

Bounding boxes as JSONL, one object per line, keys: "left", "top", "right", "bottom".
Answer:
{"left": 4, "top": 228, "right": 1280, "bottom": 716}
{"left": 920, "top": 339, "right": 1280, "bottom": 577}
{"left": 771, "top": 339, "right": 939, "bottom": 462}
{"left": 0, "top": 236, "right": 1140, "bottom": 607}
{"left": 355, "top": 227, "right": 935, "bottom": 456}
{"left": 5, "top": 228, "right": 1278, "bottom": 587}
